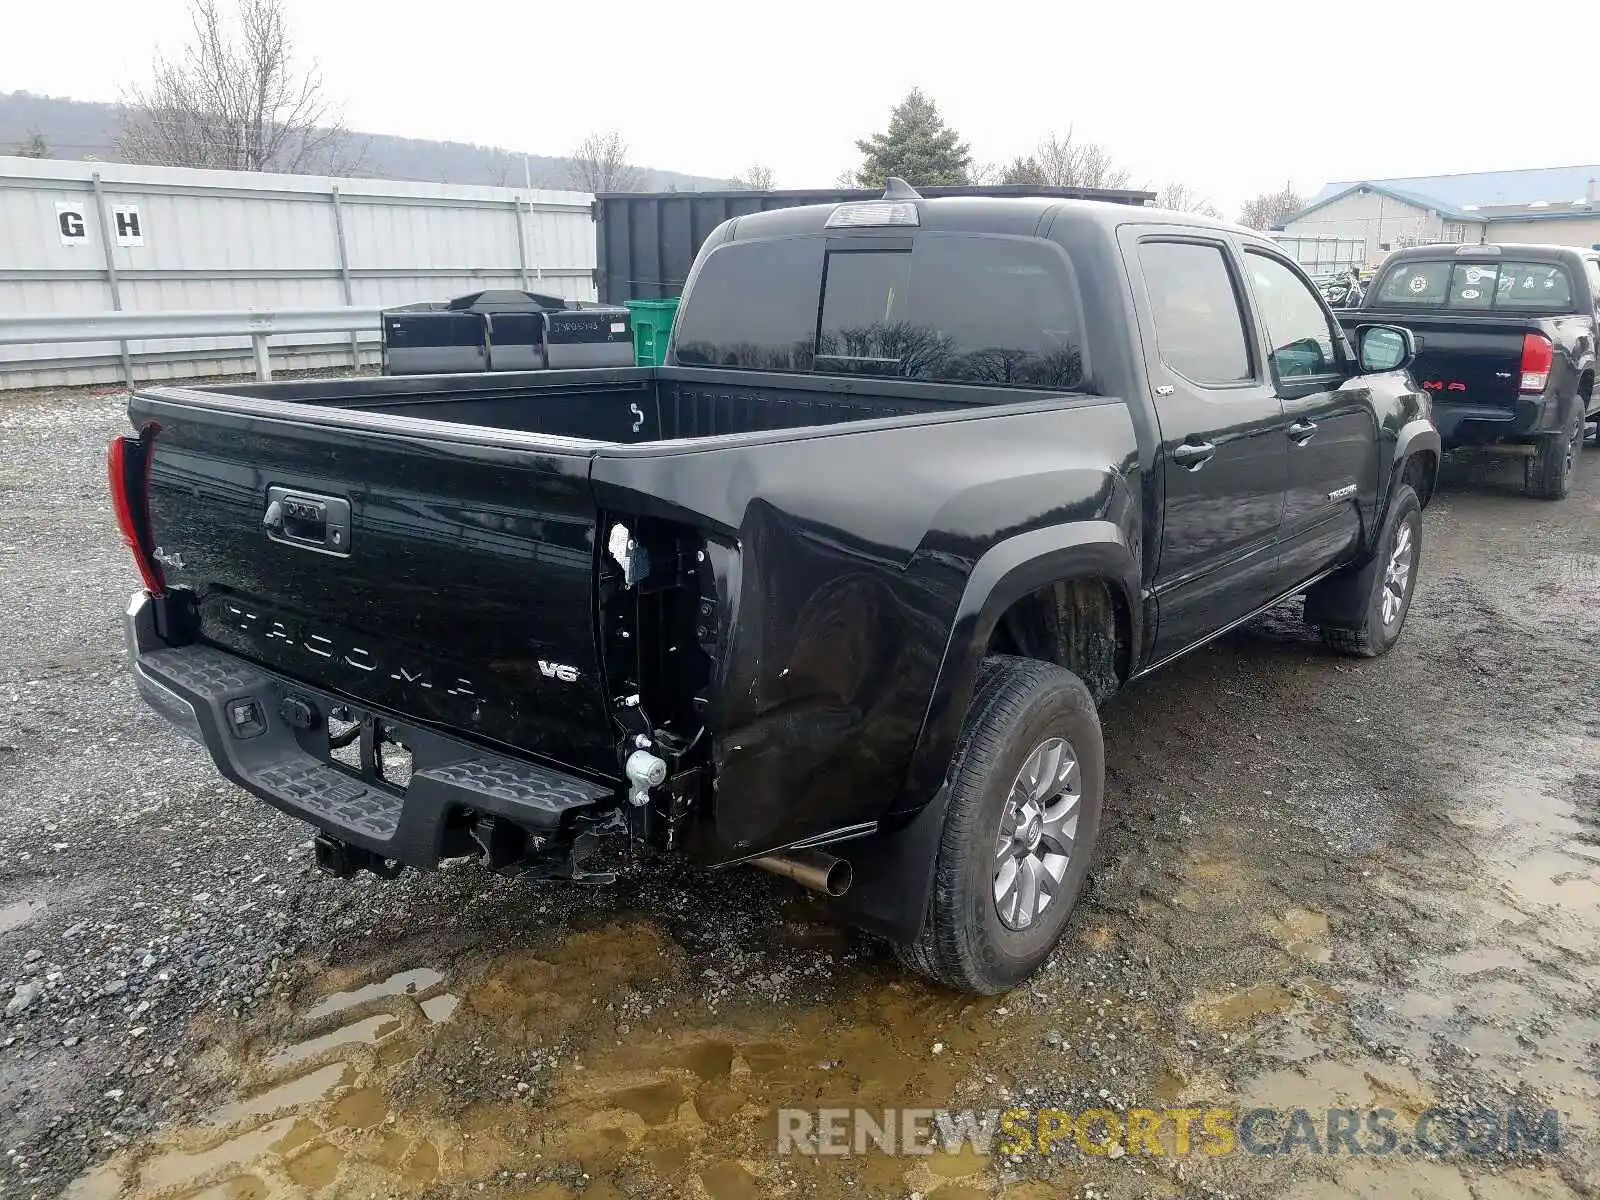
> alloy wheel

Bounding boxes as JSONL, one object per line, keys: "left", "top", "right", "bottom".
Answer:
{"left": 1381, "top": 522, "right": 1415, "bottom": 628}
{"left": 994, "top": 737, "right": 1082, "bottom": 931}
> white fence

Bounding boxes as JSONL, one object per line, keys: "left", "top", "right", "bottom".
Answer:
{"left": 1270, "top": 233, "right": 1367, "bottom": 277}
{"left": 0, "top": 157, "right": 597, "bottom": 390}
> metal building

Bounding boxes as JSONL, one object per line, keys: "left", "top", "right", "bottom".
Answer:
{"left": 0, "top": 156, "right": 596, "bottom": 389}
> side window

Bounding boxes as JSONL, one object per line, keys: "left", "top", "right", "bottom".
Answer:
{"left": 1244, "top": 252, "right": 1339, "bottom": 379}
{"left": 1136, "top": 241, "right": 1253, "bottom": 387}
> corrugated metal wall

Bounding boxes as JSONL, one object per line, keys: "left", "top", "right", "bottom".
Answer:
{"left": 594, "top": 184, "right": 1155, "bottom": 304}
{"left": 0, "top": 157, "right": 596, "bottom": 389}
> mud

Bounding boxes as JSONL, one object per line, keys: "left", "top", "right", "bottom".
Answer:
{"left": 2, "top": 386, "right": 1597, "bottom": 1200}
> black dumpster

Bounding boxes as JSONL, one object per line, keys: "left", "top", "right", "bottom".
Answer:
{"left": 592, "top": 184, "right": 1155, "bottom": 304}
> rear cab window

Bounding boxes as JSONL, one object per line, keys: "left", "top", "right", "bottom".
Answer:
{"left": 1374, "top": 257, "right": 1575, "bottom": 310}
{"left": 675, "top": 232, "right": 1089, "bottom": 391}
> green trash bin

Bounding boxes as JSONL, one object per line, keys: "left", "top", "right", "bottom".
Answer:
{"left": 624, "top": 298, "right": 680, "bottom": 367}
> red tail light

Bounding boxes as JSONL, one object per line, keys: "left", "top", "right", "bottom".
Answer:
{"left": 108, "top": 425, "right": 166, "bottom": 595}
{"left": 1519, "top": 333, "right": 1554, "bottom": 393}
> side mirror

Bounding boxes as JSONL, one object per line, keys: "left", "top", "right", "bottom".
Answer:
{"left": 1356, "top": 324, "right": 1414, "bottom": 373}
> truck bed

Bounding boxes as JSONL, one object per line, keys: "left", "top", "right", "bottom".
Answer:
{"left": 190, "top": 365, "right": 970, "bottom": 444}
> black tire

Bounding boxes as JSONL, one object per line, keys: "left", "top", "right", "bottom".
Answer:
{"left": 1526, "top": 400, "right": 1583, "bottom": 500}
{"left": 896, "top": 655, "right": 1104, "bottom": 994}
{"left": 1306, "top": 484, "right": 1422, "bottom": 658}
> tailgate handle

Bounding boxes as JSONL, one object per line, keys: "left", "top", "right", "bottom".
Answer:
{"left": 264, "top": 487, "right": 352, "bottom": 556}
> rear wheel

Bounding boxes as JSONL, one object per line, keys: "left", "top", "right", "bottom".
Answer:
{"left": 1307, "top": 484, "right": 1422, "bottom": 658}
{"left": 1526, "top": 401, "right": 1583, "bottom": 500}
{"left": 897, "top": 656, "right": 1104, "bottom": 994}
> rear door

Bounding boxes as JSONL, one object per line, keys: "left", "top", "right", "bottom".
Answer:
{"left": 1124, "top": 232, "right": 1288, "bottom": 661}
{"left": 1240, "top": 248, "right": 1376, "bottom": 588}
{"left": 136, "top": 394, "right": 618, "bottom": 778}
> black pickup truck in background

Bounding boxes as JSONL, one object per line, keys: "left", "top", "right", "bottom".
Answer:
{"left": 113, "top": 185, "right": 1440, "bottom": 994}
{"left": 1336, "top": 243, "right": 1599, "bottom": 499}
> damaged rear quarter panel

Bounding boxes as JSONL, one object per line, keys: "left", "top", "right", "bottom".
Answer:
{"left": 589, "top": 399, "right": 1140, "bottom": 863}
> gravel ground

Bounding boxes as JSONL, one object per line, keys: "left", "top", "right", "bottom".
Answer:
{"left": 0, "top": 386, "right": 1597, "bottom": 1200}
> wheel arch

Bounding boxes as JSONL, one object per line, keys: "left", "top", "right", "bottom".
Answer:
{"left": 898, "top": 521, "right": 1141, "bottom": 817}
{"left": 1386, "top": 418, "right": 1441, "bottom": 524}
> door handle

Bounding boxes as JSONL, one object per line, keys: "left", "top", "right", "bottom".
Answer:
{"left": 1288, "top": 419, "right": 1318, "bottom": 444}
{"left": 1170, "top": 440, "right": 1216, "bottom": 469}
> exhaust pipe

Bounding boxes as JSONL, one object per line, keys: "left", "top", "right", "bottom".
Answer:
{"left": 751, "top": 849, "right": 853, "bottom": 897}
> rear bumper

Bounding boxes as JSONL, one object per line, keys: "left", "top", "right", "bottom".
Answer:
{"left": 125, "top": 592, "right": 614, "bottom": 869}
{"left": 1434, "top": 392, "right": 1563, "bottom": 445}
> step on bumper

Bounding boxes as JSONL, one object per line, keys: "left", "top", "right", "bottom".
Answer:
{"left": 125, "top": 593, "right": 614, "bottom": 869}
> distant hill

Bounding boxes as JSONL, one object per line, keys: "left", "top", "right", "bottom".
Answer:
{"left": 0, "top": 91, "right": 734, "bottom": 191}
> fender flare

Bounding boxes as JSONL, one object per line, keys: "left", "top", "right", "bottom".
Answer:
{"left": 1383, "top": 417, "right": 1441, "bottom": 528}
{"left": 899, "top": 520, "right": 1141, "bottom": 812}
{"left": 1573, "top": 353, "right": 1597, "bottom": 407}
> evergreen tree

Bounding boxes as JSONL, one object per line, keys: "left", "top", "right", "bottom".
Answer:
{"left": 852, "top": 89, "right": 971, "bottom": 188}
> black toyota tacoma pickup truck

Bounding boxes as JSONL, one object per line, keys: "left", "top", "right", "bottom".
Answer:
{"left": 114, "top": 185, "right": 1439, "bottom": 993}
{"left": 1336, "top": 243, "right": 1599, "bottom": 499}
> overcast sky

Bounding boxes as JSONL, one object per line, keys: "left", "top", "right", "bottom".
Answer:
{"left": 2, "top": 0, "right": 1587, "bottom": 213}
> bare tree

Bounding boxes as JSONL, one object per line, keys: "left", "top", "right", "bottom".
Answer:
{"left": 1033, "top": 128, "right": 1132, "bottom": 190}
{"left": 1156, "top": 181, "right": 1222, "bottom": 218}
{"left": 731, "top": 163, "right": 776, "bottom": 190}
{"left": 485, "top": 151, "right": 514, "bottom": 188}
{"left": 1238, "top": 181, "right": 1304, "bottom": 230}
{"left": 567, "top": 130, "right": 641, "bottom": 192}
{"left": 116, "top": 0, "right": 358, "bottom": 174}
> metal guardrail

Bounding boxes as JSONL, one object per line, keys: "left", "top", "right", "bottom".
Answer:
{"left": 0, "top": 306, "right": 385, "bottom": 384}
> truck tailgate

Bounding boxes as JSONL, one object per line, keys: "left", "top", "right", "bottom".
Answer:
{"left": 133, "top": 395, "right": 617, "bottom": 779}
{"left": 1342, "top": 312, "right": 1526, "bottom": 410}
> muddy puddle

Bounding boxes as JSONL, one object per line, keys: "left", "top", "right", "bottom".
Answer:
{"left": 0, "top": 896, "right": 45, "bottom": 935}
{"left": 1187, "top": 730, "right": 1598, "bottom": 1199}
{"left": 64, "top": 915, "right": 1081, "bottom": 1199}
